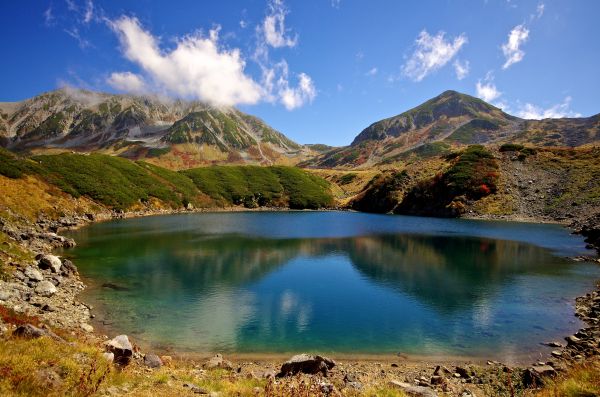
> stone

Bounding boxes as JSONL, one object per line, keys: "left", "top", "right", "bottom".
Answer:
{"left": 0, "top": 290, "right": 11, "bottom": 301}
{"left": 35, "top": 281, "right": 57, "bottom": 297}
{"left": 566, "top": 335, "right": 581, "bottom": 346}
{"left": 277, "top": 354, "right": 336, "bottom": 377}
{"left": 551, "top": 350, "right": 563, "bottom": 358}
{"left": 523, "top": 365, "right": 557, "bottom": 387}
{"left": 261, "top": 369, "right": 276, "bottom": 379}
{"left": 13, "top": 323, "right": 62, "bottom": 341}
{"left": 38, "top": 254, "right": 62, "bottom": 273}
{"left": 389, "top": 380, "right": 438, "bottom": 397}
{"left": 61, "top": 259, "right": 78, "bottom": 276}
{"left": 183, "top": 382, "right": 209, "bottom": 394}
{"left": 105, "top": 335, "right": 133, "bottom": 365}
{"left": 160, "top": 355, "right": 173, "bottom": 366}
{"left": 102, "top": 352, "right": 115, "bottom": 362}
{"left": 144, "top": 354, "right": 163, "bottom": 368}
{"left": 35, "top": 368, "right": 63, "bottom": 390}
{"left": 24, "top": 266, "right": 44, "bottom": 282}
{"left": 80, "top": 323, "right": 94, "bottom": 333}
{"left": 433, "top": 365, "right": 452, "bottom": 376}
{"left": 203, "top": 354, "right": 233, "bottom": 370}
{"left": 542, "top": 341, "right": 563, "bottom": 348}
{"left": 319, "top": 382, "right": 335, "bottom": 395}
{"left": 430, "top": 375, "right": 445, "bottom": 385}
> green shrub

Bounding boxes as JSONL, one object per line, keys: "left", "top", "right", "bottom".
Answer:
{"left": 499, "top": 143, "right": 525, "bottom": 152}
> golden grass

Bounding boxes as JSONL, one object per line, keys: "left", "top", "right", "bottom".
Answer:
{"left": 526, "top": 359, "right": 600, "bottom": 397}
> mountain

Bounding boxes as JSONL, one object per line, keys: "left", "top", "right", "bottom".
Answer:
{"left": 0, "top": 88, "right": 306, "bottom": 166}
{"left": 304, "top": 90, "right": 599, "bottom": 168}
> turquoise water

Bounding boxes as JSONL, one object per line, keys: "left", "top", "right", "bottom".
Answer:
{"left": 63, "top": 211, "right": 600, "bottom": 359}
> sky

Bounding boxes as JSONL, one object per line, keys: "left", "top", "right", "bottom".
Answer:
{"left": 0, "top": 1, "right": 599, "bottom": 146}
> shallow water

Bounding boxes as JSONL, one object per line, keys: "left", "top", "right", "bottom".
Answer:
{"left": 63, "top": 211, "right": 600, "bottom": 359}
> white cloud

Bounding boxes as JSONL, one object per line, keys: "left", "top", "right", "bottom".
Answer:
{"left": 239, "top": 20, "right": 247, "bottom": 28}
{"left": 64, "top": 27, "right": 91, "bottom": 48}
{"left": 533, "top": 3, "right": 545, "bottom": 20}
{"left": 108, "top": 16, "right": 263, "bottom": 107}
{"left": 107, "top": 71, "right": 147, "bottom": 94}
{"left": 261, "top": 61, "right": 316, "bottom": 110}
{"left": 501, "top": 24, "right": 529, "bottom": 69}
{"left": 476, "top": 73, "right": 501, "bottom": 102}
{"left": 83, "top": 0, "right": 94, "bottom": 24}
{"left": 402, "top": 30, "right": 467, "bottom": 82}
{"left": 43, "top": 6, "right": 54, "bottom": 26}
{"left": 260, "top": 0, "right": 297, "bottom": 48}
{"left": 331, "top": 0, "right": 341, "bottom": 8}
{"left": 366, "top": 67, "right": 378, "bottom": 76}
{"left": 516, "top": 96, "right": 581, "bottom": 119}
{"left": 453, "top": 59, "right": 470, "bottom": 80}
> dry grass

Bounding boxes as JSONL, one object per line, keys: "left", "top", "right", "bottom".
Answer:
{"left": 525, "top": 359, "right": 600, "bottom": 397}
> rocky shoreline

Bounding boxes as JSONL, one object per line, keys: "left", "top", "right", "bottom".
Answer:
{"left": 1, "top": 207, "right": 600, "bottom": 396}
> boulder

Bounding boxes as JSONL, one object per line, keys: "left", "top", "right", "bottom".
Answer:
{"left": 13, "top": 324, "right": 62, "bottom": 341}
{"left": 183, "top": 382, "right": 209, "bottom": 394}
{"left": 389, "top": 380, "right": 438, "bottom": 397}
{"left": 61, "top": 259, "right": 78, "bottom": 276}
{"left": 523, "top": 365, "right": 556, "bottom": 387}
{"left": 144, "top": 354, "right": 163, "bottom": 368}
{"left": 38, "top": 255, "right": 62, "bottom": 273}
{"left": 277, "top": 354, "right": 336, "bottom": 377}
{"left": 203, "top": 354, "right": 233, "bottom": 370}
{"left": 160, "top": 355, "right": 173, "bottom": 366}
{"left": 35, "top": 280, "right": 57, "bottom": 297}
{"left": 24, "top": 266, "right": 44, "bottom": 282}
{"left": 105, "top": 335, "right": 133, "bottom": 365}
{"left": 102, "top": 352, "right": 115, "bottom": 362}
{"left": 80, "top": 323, "right": 94, "bottom": 333}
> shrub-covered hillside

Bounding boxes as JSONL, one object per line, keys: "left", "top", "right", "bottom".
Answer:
{"left": 0, "top": 149, "right": 334, "bottom": 211}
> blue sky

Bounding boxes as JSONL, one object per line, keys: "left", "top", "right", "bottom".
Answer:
{"left": 0, "top": 1, "right": 599, "bottom": 146}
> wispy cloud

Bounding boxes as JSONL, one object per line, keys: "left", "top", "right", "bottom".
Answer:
{"left": 83, "top": 0, "right": 94, "bottom": 24}
{"left": 331, "top": 0, "right": 341, "bottom": 9}
{"left": 402, "top": 30, "right": 467, "bottom": 82}
{"left": 476, "top": 72, "right": 501, "bottom": 102}
{"left": 64, "top": 27, "right": 91, "bottom": 48}
{"left": 516, "top": 96, "right": 581, "bottom": 119}
{"left": 43, "top": 6, "right": 54, "bottom": 26}
{"left": 259, "top": 0, "right": 297, "bottom": 48}
{"left": 453, "top": 59, "right": 470, "bottom": 80}
{"left": 501, "top": 24, "right": 529, "bottom": 69}
{"left": 365, "top": 67, "right": 378, "bottom": 77}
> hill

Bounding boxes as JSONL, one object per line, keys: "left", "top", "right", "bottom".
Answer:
{"left": 304, "top": 90, "right": 599, "bottom": 168}
{"left": 0, "top": 88, "right": 311, "bottom": 167}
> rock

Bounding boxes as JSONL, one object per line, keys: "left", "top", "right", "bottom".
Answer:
{"left": 277, "top": 354, "right": 336, "bottom": 377}
{"left": 13, "top": 324, "right": 62, "bottom": 341}
{"left": 203, "top": 354, "right": 233, "bottom": 370}
{"left": 24, "top": 266, "right": 44, "bottom": 282}
{"left": 389, "top": 380, "right": 438, "bottom": 397}
{"left": 35, "top": 281, "right": 57, "bottom": 297}
{"left": 102, "top": 352, "right": 115, "bottom": 362}
{"left": 261, "top": 369, "right": 276, "bottom": 379}
{"left": 105, "top": 335, "right": 133, "bottom": 365}
{"left": 433, "top": 365, "right": 452, "bottom": 376}
{"left": 430, "top": 375, "right": 445, "bottom": 385}
{"left": 523, "top": 365, "right": 557, "bottom": 386}
{"left": 61, "top": 259, "right": 78, "bottom": 276}
{"left": 319, "top": 382, "right": 335, "bottom": 395}
{"left": 38, "top": 254, "right": 62, "bottom": 273}
{"left": 0, "top": 290, "right": 12, "bottom": 301}
{"left": 455, "top": 366, "right": 472, "bottom": 379}
{"left": 144, "top": 354, "right": 163, "bottom": 368}
{"left": 542, "top": 341, "right": 563, "bottom": 348}
{"left": 183, "top": 382, "right": 209, "bottom": 394}
{"left": 80, "top": 323, "right": 94, "bottom": 333}
{"left": 565, "top": 335, "right": 581, "bottom": 346}
{"left": 35, "top": 368, "right": 63, "bottom": 390}
{"left": 551, "top": 350, "right": 563, "bottom": 358}
{"left": 160, "top": 355, "right": 173, "bottom": 366}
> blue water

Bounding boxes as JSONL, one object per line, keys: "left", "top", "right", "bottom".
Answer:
{"left": 63, "top": 211, "right": 600, "bottom": 359}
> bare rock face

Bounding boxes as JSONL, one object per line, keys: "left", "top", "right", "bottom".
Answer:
{"left": 105, "top": 335, "right": 133, "bottom": 365}
{"left": 277, "top": 354, "right": 336, "bottom": 377}
{"left": 35, "top": 280, "right": 57, "bottom": 297}
{"left": 38, "top": 254, "right": 62, "bottom": 273}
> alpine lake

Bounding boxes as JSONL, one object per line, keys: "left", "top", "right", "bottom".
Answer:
{"left": 60, "top": 211, "right": 600, "bottom": 362}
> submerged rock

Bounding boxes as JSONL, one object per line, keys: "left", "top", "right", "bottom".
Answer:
{"left": 277, "top": 354, "right": 336, "bottom": 377}
{"left": 106, "top": 335, "right": 133, "bottom": 365}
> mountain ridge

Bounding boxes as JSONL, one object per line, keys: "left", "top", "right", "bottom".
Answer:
{"left": 0, "top": 88, "right": 306, "bottom": 166}
{"left": 305, "top": 90, "right": 599, "bottom": 168}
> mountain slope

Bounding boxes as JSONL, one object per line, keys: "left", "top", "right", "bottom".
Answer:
{"left": 0, "top": 88, "right": 305, "bottom": 166}
{"left": 305, "top": 90, "right": 599, "bottom": 168}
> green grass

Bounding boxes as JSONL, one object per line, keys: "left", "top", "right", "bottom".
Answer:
{"left": 0, "top": 150, "right": 333, "bottom": 211}
{"left": 446, "top": 118, "right": 500, "bottom": 144}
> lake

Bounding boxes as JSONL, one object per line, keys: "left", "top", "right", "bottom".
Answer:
{"left": 62, "top": 211, "right": 600, "bottom": 360}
